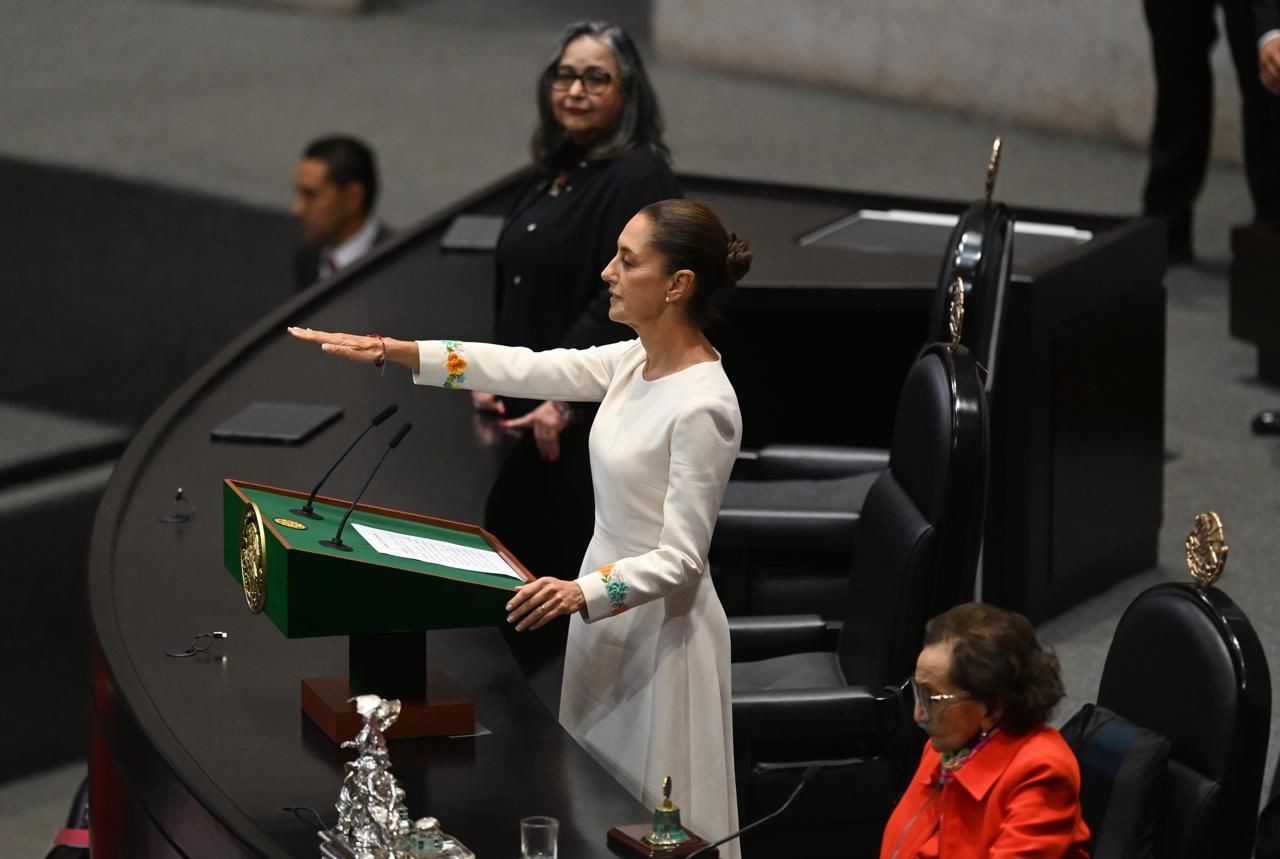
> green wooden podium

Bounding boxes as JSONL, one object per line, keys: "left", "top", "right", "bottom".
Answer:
{"left": 222, "top": 479, "right": 532, "bottom": 742}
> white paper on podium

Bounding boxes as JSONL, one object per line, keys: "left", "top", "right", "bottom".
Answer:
{"left": 351, "top": 523, "right": 523, "bottom": 579}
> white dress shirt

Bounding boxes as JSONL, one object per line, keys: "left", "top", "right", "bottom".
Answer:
{"left": 324, "top": 216, "right": 380, "bottom": 275}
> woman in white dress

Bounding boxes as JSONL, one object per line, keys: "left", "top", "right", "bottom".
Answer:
{"left": 290, "top": 199, "right": 752, "bottom": 852}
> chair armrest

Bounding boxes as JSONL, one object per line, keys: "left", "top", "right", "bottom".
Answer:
{"left": 755, "top": 445, "right": 890, "bottom": 480}
{"left": 729, "top": 449, "right": 761, "bottom": 481}
{"left": 713, "top": 507, "right": 858, "bottom": 552}
{"left": 733, "top": 686, "right": 900, "bottom": 742}
{"left": 729, "top": 614, "right": 828, "bottom": 662}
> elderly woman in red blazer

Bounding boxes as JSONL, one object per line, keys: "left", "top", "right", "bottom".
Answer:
{"left": 880, "top": 603, "right": 1091, "bottom": 859}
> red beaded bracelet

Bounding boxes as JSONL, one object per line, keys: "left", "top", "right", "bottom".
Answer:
{"left": 369, "top": 334, "right": 387, "bottom": 373}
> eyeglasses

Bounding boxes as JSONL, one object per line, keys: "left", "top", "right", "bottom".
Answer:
{"left": 165, "top": 631, "right": 228, "bottom": 658}
{"left": 549, "top": 65, "right": 614, "bottom": 95}
{"left": 906, "top": 676, "right": 970, "bottom": 718}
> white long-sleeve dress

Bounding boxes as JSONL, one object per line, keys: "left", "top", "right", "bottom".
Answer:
{"left": 413, "top": 337, "right": 741, "bottom": 853}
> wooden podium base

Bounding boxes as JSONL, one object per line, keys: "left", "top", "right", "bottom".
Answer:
{"left": 607, "top": 824, "right": 718, "bottom": 858}
{"left": 301, "top": 672, "right": 475, "bottom": 743}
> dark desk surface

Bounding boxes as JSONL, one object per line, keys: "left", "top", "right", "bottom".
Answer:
{"left": 88, "top": 171, "right": 1132, "bottom": 857}
{"left": 87, "top": 174, "right": 654, "bottom": 857}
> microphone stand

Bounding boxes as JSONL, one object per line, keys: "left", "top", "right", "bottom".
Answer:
{"left": 322, "top": 422, "right": 412, "bottom": 552}
{"left": 293, "top": 404, "right": 398, "bottom": 520}
{"left": 686, "top": 764, "right": 821, "bottom": 859}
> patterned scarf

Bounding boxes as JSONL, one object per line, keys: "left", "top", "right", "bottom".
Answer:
{"left": 937, "top": 727, "right": 997, "bottom": 786}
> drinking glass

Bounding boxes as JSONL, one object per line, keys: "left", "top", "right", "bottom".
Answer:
{"left": 520, "top": 815, "right": 558, "bottom": 859}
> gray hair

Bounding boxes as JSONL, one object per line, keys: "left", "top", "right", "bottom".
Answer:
{"left": 530, "top": 20, "right": 668, "bottom": 170}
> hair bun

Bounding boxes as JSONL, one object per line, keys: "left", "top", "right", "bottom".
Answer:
{"left": 725, "top": 233, "right": 753, "bottom": 285}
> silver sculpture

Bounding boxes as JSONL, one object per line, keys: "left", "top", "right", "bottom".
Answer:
{"left": 320, "top": 694, "right": 474, "bottom": 859}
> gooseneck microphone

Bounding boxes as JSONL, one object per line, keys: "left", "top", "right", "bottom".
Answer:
{"left": 686, "top": 764, "right": 822, "bottom": 858}
{"left": 292, "top": 404, "right": 398, "bottom": 520}
{"left": 321, "top": 422, "right": 412, "bottom": 552}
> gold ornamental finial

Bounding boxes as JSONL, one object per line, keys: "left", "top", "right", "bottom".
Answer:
{"left": 948, "top": 276, "right": 966, "bottom": 346}
{"left": 985, "top": 137, "right": 1002, "bottom": 204}
{"left": 1185, "top": 511, "right": 1228, "bottom": 589}
{"left": 661, "top": 776, "right": 673, "bottom": 810}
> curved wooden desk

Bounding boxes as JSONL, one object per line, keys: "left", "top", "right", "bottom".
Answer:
{"left": 87, "top": 170, "right": 1164, "bottom": 856}
{"left": 87, "top": 176, "right": 651, "bottom": 857}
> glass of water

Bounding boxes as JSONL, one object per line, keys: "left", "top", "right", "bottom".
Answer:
{"left": 520, "top": 815, "right": 559, "bottom": 859}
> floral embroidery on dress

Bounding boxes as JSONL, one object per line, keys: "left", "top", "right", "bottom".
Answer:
{"left": 598, "top": 562, "right": 629, "bottom": 615}
{"left": 441, "top": 340, "right": 467, "bottom": 388}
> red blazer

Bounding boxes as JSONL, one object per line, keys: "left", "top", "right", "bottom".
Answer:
{"left": 879, "top": 725, "right": 1091, "bottom": 859}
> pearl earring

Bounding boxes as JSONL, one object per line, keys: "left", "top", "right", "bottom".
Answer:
{"left": 665, "top": 297, "right": 672, "bottom": 303}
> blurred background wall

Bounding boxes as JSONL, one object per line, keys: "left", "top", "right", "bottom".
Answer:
{"left": 654, "top": 0, "right": 1247, "bottom": 163}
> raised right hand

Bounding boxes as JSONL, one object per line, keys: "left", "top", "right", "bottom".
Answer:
{"left": 288, "top": 327, "right": 417, "bottom": 370}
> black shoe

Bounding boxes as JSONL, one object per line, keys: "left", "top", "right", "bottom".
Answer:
{"left": 1252, "top": 410, "right": 1280, "bottom": 435}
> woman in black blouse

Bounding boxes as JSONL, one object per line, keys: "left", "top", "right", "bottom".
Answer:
{"left": 479, "top": 20, "right": 681, "bottom": 685}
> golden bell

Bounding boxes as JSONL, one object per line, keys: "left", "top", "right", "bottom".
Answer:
{"left": 642, "top": 777, "right": 690, "bottom": 848}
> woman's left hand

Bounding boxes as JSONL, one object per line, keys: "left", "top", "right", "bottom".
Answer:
{"left": 506, "top": 576, "right": 585, "bottom": 631}
{"left": 501, "top": 400, "right": 569, "bottom": 463}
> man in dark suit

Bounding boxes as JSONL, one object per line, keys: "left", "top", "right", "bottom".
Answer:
{"left": 291, "top": 135, "right": 392, "bottom": 290}
{"left": 1141, "top": 0, "right": 1280, "bottom": 264}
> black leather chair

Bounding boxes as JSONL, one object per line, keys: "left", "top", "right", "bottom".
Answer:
{"left": 1063, "top": 581, "right": 1271, "bottom": 859}
{"left": 1256, "top": 752, "right": 1280, "bottom": 859}
{"left": 713, "top": 197, "right": 1013, "bottom": 619}
{"left": 728, "top": 340, "right": 988, "bottom": 858}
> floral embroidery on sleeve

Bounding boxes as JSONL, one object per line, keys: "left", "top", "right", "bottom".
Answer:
{"left": 441, "top": 340, "right": 468, "bottom": 388}
{"left": 598, "top": 563, "right": 629, "bottom": 615}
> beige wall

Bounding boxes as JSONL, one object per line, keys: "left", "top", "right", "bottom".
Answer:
{"left": 654, "top": 0, "right": 1246, "bottom": 163}
{"left": 228, "top": 0, "right": 368, "bottom": 13}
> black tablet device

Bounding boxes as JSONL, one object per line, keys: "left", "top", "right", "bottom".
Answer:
{"left": 210, "top": 401, "right": 342, "bottom": 444}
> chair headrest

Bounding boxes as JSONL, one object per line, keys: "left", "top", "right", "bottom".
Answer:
{"left": 888, "top": 344, "right": 986, "bottom": 526}
{"left": 1096, "top": 582, "right": 1270, "bottom": 859}
{"left": 930, "top": 200, "right": 1014, "bottom": 390}
{"left": 1098, "top": 585, "right": 1245, "bottom": 780}
{"left": 1095, "top": 583, "right": 1270, "bottom": 858}
{"left": 933, "top": 200, "right": 1013, "bottom": 294}
{"left": 887, "top": 349, "right": 954, "bottom": 523}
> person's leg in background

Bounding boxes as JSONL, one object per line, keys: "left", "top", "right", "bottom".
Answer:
{"left": 1221, "top": 0, "right": 1280, "bottom": 433}
{"left": 1221, "top": 0, "right": 1280, "bottom": 226}
{"left": 1142, "top": 0, "right": 1220, "bottom": 263}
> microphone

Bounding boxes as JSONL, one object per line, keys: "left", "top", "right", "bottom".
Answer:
{"left": 686, "top": 764, "right": 821, "bottom": 858}
{"left": 321, "top": 422, "right": 412, "bottom": 552}
{"left": 292, "top": 404, "right": 398, "bottom": 520}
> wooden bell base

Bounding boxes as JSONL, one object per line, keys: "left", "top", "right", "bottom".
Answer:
{"left": 301, "top": 672, "right": 475, "bottom": 743}
{"left": 607, "top": 824, "right": 718, "bottom": 858}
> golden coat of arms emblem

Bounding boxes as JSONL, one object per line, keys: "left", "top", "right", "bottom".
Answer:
{"left": 239, "top": 503, "right": 267, "bottom": 613}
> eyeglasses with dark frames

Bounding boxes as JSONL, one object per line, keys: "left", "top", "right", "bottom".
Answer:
{"left": 165, "top": 631, "right": 228, "bottom": 658}
{"left": 549, "top": 65, "right": 614, "bottom": 95}
{"left": 905, "top": 676, "right": 971, "bottom": 718}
